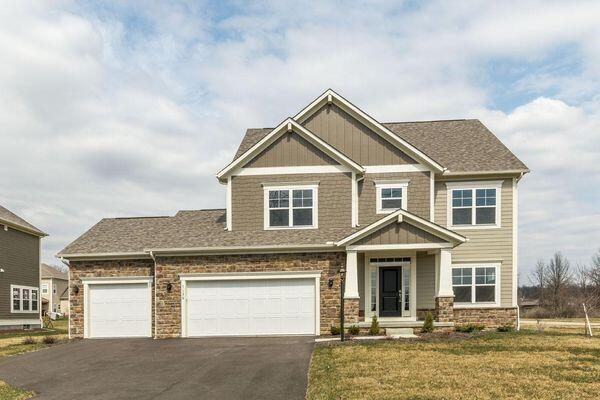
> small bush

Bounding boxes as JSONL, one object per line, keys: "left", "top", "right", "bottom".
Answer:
{"left": 21, "top": 337, "right": 36, "bottom": 345}
{"left": 42, "top": 336, "right": 56, "bottom": 345}
{"left": 369, "top": 315, "right": 380, "bottom": 336}
{"left": 347, "top": 325, "right": 360, "bottom": 335}
{"left": 330, "top": 325, "right": 340, "bottom": 335}
{"left": 455, "top": 324, "right": 485, "bottom": 333}
{"left": 497, "top": 325, "right": 514, "bottom": 332}
{"left": 422, "top": 312, "right": 434, "bottom": 333}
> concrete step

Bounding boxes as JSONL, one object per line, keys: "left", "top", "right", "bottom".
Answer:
{"left": 386, "top": 327, "right": 417, "bottom": 338}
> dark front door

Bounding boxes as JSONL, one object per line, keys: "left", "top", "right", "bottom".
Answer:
{"left": 379, "top": 267, "right": 402, "bottom": 317}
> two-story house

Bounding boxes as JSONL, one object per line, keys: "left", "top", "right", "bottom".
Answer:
{"left": 41, "top": 263, "right": 69, "bottom": 315}
{"left": 1, "top": 205, "right": 47, "bottom": 330}
{"left": 58, "top": 89, "right": 528, "bottom": 339}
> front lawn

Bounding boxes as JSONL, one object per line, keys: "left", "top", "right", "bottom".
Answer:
{"left": 307, "top": 330, "right": 600, "bottom": 400}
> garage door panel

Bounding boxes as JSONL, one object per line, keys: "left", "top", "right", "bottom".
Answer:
{"left": 88, "top": 283, "right": 150, "bottom": 338}
{"left": 185, "top": 278, "right": 316, "bottom": 337}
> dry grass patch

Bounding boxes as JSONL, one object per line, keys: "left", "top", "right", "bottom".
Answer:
{"left": 307, "top": 331, "right": 600, "bottom": 400}
{"left": 0, "top": 380, "right": 33, "bottom": 400}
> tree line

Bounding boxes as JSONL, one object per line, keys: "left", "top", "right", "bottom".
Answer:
{"left": 524, "top": 250, "right": 600, "bottom": 318}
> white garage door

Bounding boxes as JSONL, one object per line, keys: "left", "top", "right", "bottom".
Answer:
{"left": 185, "top": 278, "right": 316, "bottom": 337}
{"left": 88, "top": 283, "right": 151, "bottom": 338}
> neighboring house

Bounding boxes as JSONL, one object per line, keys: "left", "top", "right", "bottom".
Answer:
{"left": 0, "top": 205, "right": 47, "bottom": 330}
{"left": 41, "top": 264, "right": 69, "bottom": 315}
{"left": 58, "top": 89, "right": 528, "bottom": 339}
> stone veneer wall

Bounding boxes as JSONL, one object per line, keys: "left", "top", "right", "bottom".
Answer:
{"left": 343, "top": 298, "right": 359, "bottom": 325}
{"left": 454, "top": 307, "right": 518, "bottom": 328}
{"left": 155, "top": 252, "right": 347, "bottom": 338}
{"left": 434, "top": 296, "right": 454, "bottom": 322}
{"left": 69, "top": 259, "right": 155, "bottom": 339}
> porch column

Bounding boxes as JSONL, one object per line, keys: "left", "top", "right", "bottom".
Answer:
{"left": 434, "top": 248, "right": 454, "bottom": 322}
{"left": 343, "top": 250, "right": 360, "bottom": 324}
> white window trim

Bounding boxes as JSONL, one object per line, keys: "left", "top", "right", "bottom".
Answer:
{"left": 41, "top": 283, "right": 49, "bottom": 294}
{"left": 452, "top": 263, "right": 501, "bottom": 308}
{"left": 10, "top": 285, "right": 39, "bottom": 313}
{"left": 263, "top": 184, "right": 319, "bottom": 230}
{"left": 446, "top": 181, "right": 502, "bottom": 229}
{"left": 375, "top": 180, "right": 409, "bottom": 214}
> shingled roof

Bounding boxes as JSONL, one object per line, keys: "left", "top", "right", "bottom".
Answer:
{"left": 41, "top": 263, "right": 68, "bottom": 280}
{"left": 234, "top": 120, "right": 528, "bottom": 173}
{"left": 58, "top": 209, "right": 359, "bottom": 256}
{"left": 0, "top": 204, "right": 47, "bottom": 236}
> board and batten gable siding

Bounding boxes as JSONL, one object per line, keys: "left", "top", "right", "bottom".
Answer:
{"left": 243, "top": 131, "right": 339, "bottom": 168}
{"left": 302, "top": 104, "right": 417, "bottom": 165}
{"left": 0, "top": 227, "right": 40, "bottom": 320}
{"left": 434, "top": 178, "right": 514, "bottom": 307}
{"left": 359, "top": 171, "right": 431, "bottom": 225}
{"left": 231, "top": 173, "right": 352, "bottom": 231}
{"left": 354, "top": 222, "right": 441, "bottom": 246}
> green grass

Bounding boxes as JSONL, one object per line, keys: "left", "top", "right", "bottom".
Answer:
{"left": 307, "top": 330, "right": 600, "bottom": 400}
{"left": 0, "top": 318, "right": 67, "bottom": 340}
{"left": 0, "top": 380, "right": 33, "bottom": 400}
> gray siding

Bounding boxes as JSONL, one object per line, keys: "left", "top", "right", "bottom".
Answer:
{"left": 302, "top": 104, "right": 417, "bottom": 165}
{"left": 416, "top": 252, "right": 435, "bottom": 309}
{"left": 435, "top": 178, "right": 514, "bottom": 307}
{"left": 354, "top": 222, "right": 440, "bottom": 246}
{"left": 0, "top": 227, "right": 40, "bottom": 320}
{"left": 359, "top": 171, "right": 431, "bottom": 224}
{"left": 243, "top": 131, "right": 337, "bottom": 168}
{"left": 231, "top": 173, "right": 352, "bottom": 231}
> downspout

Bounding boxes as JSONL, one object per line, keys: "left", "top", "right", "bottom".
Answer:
{"left": 149, "top": 251, "right": 157, "bottom": 339}
{"left": 59, "top": 257, "right": 71, "bottom": 339}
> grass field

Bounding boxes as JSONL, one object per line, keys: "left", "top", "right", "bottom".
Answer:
{"left": 0, "top": 318, "right": 69, "bottom": 400}
{"left": 307, "top": 330, "right": 600, "bottom": 400}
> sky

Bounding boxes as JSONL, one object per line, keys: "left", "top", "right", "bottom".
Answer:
{"left": 1, "top": 0, "right": 599, "bottom": 283}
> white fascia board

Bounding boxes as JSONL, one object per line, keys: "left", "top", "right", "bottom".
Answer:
{"left": 442, "top": 169, "right": 530, "bottom": 177}
{"left": 347, "top": 243, "right": 453, "bottom": 251}
{"left": 56, "top": 252, "right": 152, "bottom": 261}
{"left": 236, "top": 165, "right": 351, "bottom": 176}
{"left": 293, "top": 89, "right": 445, "bottom": 173}
{"left": 179, "top": 270, "right": 322, "bottom": 281}
{"left": 217, "top": 118, "right": 364, "bottom": 180}
{"left": 0, "top": 219, "right": 47, "bottom": 237}
{"left": 335, "top": 208, "right": 466, "bottom": 247}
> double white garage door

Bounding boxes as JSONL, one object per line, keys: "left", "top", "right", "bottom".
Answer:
{"left": 86, "top": 276, "right": 318, "bottom": 338}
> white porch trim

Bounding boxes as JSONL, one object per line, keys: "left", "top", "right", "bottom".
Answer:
{"left": 344, "top": 251, "right": 359, "bottom": 299}
{"left": 435, "top": 249, "right": 454, "bottom": 298}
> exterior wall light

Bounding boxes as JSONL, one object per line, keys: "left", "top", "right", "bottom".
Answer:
{"left": 72, "top": 285, "right": 79, "bottom": 295}
{"left": 166, "top": 283, "right": 172, "bottom": 293}
{"left": 328, "top": 277, "right": 334, "bottom": 288}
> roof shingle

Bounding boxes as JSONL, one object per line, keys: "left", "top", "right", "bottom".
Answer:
{"left": 0, "top": 205, "right": 46, "bottom": 236}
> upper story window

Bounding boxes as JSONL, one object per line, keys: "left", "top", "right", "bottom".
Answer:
{"left": 42, "top": 283, "right": 48, "bottom": 294}
{"left": 263, "top": 184, "right": 318, "bottom": 229}
{"left": 11, "top": 285, "right": 39, "bottom": 313}
{"left": 452, "top": 264, "right": 500, "bottom": 306}
{"left": 375, "top": 180, "right": 409, "bottom": 214}
{"left": 446, "top": 181, "right": 502, "bottom": 228}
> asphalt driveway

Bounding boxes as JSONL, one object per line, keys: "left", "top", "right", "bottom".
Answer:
{"left": 0, "top": 336, "right": 314, "bottom": 400}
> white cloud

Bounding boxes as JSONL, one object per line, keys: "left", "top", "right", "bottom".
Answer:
{"left": 1, "top": 0, "right": 599, "bottom": 276}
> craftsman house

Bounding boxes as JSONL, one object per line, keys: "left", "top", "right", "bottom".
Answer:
{"left": 58, "top": 89, "right": 528, "bottom": 339}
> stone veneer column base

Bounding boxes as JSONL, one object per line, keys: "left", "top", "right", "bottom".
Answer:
{"left": 434, "top": 296, "right": 454, "bottom": 323}
{"left": 343, "top": 298, "right": 360, "bottom": 324}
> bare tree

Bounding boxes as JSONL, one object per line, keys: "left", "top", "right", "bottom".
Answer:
{"left": 546, "top": 252, "right": 572, "bottom": 315}
{"left": 583, "top": 249, "right": 600, "bottom": 312}
{"left": 529, "top": 259, "right": 547, "bottom": 306}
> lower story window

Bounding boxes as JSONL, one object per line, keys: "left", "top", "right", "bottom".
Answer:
{"left": 452, "top": 265, "right": 499, "bottom": 305}
{"left": 11, "top": 285, "right": 39, "bottom": 313}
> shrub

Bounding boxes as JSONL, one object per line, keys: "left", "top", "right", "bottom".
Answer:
{"left": 497, "top": 325, "right": 514, "bottom": 332}
{"left": 330, "top": 325, "right": 340, "bottom": 335}
{"left": 422, "top": 312, "right": 434, "bottom": 333}
{"left": 455, "top": 324, "right": 485, "bottom": 333}
{"left": 22, "top": 337, "right": 36, "bottom": 345}
{"left": 369, "top": 315, "right": 380, "bottom": 336}
{"left": 347, "top": 325, "right": 360, "bottom": 335}
{"left": 42, "top": 336, "right": 56, "bottom": 345}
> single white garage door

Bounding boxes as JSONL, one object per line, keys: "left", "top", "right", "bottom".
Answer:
{"left": 185, "top": 278, "right": 316, "bottom": 337}
{"left": 88, "top": 283, "right": 151, "bottom": 338}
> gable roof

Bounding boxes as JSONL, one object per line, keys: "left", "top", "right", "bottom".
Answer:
{"left": 41, "top": 263, "right": 68, "bottom": 280}
{"left": 217, "top": 118, "right": 364, "bottom": 181}
{"left": 234, "top": 120, "right": 528, "bottom": 174}
{"left": 335, "top": 208, "right": 467, "bottom": 247}
{"left": 0, "top": 205, "right": 47, "bottom": 236}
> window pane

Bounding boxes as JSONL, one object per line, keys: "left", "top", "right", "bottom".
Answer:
{"left": 268, "top": 190, "right": 289, "bottom": 208}
{"left": 12, "top": 287, "right": 20, "bottom": 299}
{"left": 382, "top": 198, "right": 402, "bottom": 209}
{"left": 32, "top": 299, "right": 38, "bottom": 311}
{"left": 23, "top": 300, "right": 30, "bottom": 310}
{"left": 32, "top": 290, "right": 37, "bottom": 300}
{"left": 476, "top": 207, "right": 495, "bottom": 224}
{"left": 269, "top": 209, "right": 288, "bottom": 226}
{"left": 391, "top": 188, "right": 402, "bottom": 198}
{"left": 13, "top": 300, "right": 20, "bottom": 311}
{"left": 453, "top": 190, "right": 472, "bottom": 207}
{"left": 453, "top": 208, "right": 472, "bottom": 225}
{"left": 476, "top": 286, "right": 495, "bottom": 302}
{"left": 453, "top": 286, "right": 471, "bottom": 303}
{"left": 292, "top": 189, "right": 312, "bottom": 207}
{"left": 476, "top": 188, "right": 496, "bottom": 206}
{"left": 293, "top": 209, "right": 312, "bottom": 226}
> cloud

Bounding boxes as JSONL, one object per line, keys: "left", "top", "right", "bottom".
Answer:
{"left": 1, "top": 0, "right": 599, "bottom": 277}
